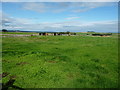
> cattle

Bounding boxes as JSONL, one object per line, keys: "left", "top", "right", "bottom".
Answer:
{"left": 39, "top": 33, "right": 42, "bottom": 35}
{"left": 58, "top": 33, "right": 62, "bottom": 35}
{"left": 38, "top": 32, "right": 77, "bottom": 36}
{"left": 92, "top": 33, "right": 112, "bottom": 36}
{"left": 54, "top": 33, "right": 57, "bottom": 36}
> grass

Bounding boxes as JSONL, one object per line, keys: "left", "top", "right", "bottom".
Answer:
{"left": 2, "top": 33, "right": 118, "bottom": 88}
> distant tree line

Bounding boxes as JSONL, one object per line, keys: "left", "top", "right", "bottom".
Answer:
{"left": 2, "top": 29, "right": 8, "bottom": 32}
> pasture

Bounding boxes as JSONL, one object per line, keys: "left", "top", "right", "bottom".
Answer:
{"left": 2, "top": 32, "right": 118, "bottom": 88}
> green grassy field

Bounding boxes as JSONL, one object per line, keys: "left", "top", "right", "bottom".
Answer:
{"left": 2, "top": 33, "right": 118, "bottom": 88}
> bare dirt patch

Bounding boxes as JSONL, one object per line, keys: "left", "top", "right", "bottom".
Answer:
{"left": 67, "top": 73, "right": 74, "bottom": 79}
{"left": 48, "top": 60, "right": 57, "bottom": 63}
{"left": 0, "top": 72, "right": 10, "bottom": 78}
{"left": 10, "top": 75, "right": 17, "bottom": 79}
{"left": 2, "top": 60, "right": 10, "bottom": 63}
{"left": 16, "top": 62, "right": 29, "bottom": 66}
{"left": 101, "top": 36, "right": 111, "bottom": 37}
{"left": 92, "top": 36, "right": 111, "bottom": 37}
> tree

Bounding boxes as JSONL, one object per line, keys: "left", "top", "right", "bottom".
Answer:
{"left": 66, "top": 31, "right": 70, "bottom": 34}
{"left": 2, "top": 29, "right": 8, "bottom": 32}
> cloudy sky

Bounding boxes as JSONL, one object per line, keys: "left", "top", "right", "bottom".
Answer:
{"left": 1, "top": 1, "right": 118, "bottom": 32}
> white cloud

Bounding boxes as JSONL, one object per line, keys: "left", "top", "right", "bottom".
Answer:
{"left": 71, "top": 2, "right": 111, "bottom": 13}
{"left": 22, "top": 2, "right": 69, "bottom": 13}
{"left": 2, "top": 15, "right": 118, "bottom": 32}
{"left": 65, "top": 17, "right": 80, "bottom": 20}
{"left": 21, "top": 2, "right": 117, "bottom": 13}
{"left": 1, "top": 12, "right": 35, "bottom": 30}
{"left": 14, "top": 18, "right": 33, "bottom": 24}
{"left": 23, "top": 3, "right": 47, "bottom": 13}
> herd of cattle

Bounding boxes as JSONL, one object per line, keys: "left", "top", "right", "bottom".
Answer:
{"left": 39, "top": 32, "right": 76, "bottom": 36}
{"left": 1, "top": 31, "right": 112, "bottom": 37}
{"left": 38, "top": 32, "right": 112, "bottom": 37}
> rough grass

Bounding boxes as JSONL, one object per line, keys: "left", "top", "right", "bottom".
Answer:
{"left": 2, "top": 33, "right": 118, "bottom": 88}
